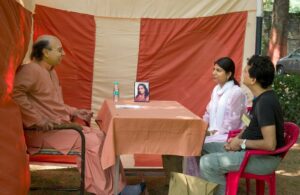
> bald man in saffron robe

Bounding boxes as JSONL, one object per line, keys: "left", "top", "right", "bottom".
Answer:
{"left": 13, "top": 35, "right": 144, "bottom": 195}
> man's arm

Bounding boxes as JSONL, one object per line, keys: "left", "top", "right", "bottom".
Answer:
{"left": 51, "top": 69, "right": 93, "bottom": 124}
{"left": 65, "top": 104, "right": 93, "bottom": 124}
{"left": 226, "top": 125, "right": 277, "bottom": 151}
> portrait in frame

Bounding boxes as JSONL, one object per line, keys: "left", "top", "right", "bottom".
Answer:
{"left": 134, "top": 81, "right": 150, "bottom": 102}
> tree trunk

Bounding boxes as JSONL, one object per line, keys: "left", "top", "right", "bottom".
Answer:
{"left": 268, "top": 0, "right": 289, "bottom": 64}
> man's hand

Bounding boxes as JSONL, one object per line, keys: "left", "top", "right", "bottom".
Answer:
{"left": 74, "top": 109, "right": 93, "bottom": 122}
{"left": 34, "top": 119, "right": 57, "bottom": 130}
{"left": 224, "top": 136, "right": 242, "bottom": 151}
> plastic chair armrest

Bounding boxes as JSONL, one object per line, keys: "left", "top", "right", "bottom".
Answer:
{"left": 239, "top": 148, "right": 281, "bottom": 173}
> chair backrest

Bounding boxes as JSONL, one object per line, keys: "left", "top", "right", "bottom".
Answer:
{"left": 279, "top": 122, "right": 299, "bottom": 158}
{"left": 226, "top": 129, "right": 241, "bottom": 142}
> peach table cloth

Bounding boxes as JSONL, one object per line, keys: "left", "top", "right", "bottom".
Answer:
{"left": 96, "top": 99, "right": 207, "bottom": 169}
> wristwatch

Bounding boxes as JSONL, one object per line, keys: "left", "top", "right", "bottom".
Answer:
{"left": 241, "top": 139, "right": 247, "bottom": 150}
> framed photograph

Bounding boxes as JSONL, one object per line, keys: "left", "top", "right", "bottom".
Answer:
{"left": 134, "top": 81, "right": 150, "bottom": 102}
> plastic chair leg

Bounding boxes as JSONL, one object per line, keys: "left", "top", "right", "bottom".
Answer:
{"left": 246, "top": 179, "right": 251, "bottom": 195}
{"left": 268, "top": 176, "right": 276, "bottom": 195}
{"left": 226, "top": 173, "right": 240, "bottom": 195}
{"left": 256, "top": 180, "right": 265, "bottom": 195}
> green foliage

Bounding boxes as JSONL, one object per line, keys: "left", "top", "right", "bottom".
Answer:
{"left": 263, "top": 0, "right": 300, "bottom": 13}
{"left": 263, "top": 0, "right": 273, "bottom": 12}
{"left": 273, "top": 74, "right": 300, "bottom": 125}
{"left": 290, "top": 0, "right": 300, "bottom": 13}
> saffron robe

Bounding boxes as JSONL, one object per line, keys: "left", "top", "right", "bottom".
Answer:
{"left": 13, "top": 62, "right": 126, "bottom": 195}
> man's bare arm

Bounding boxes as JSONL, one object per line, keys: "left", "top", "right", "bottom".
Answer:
{"left": 225, "top": 125, "right": 277, "bottom": 151}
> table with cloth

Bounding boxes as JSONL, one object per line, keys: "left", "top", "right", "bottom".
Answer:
{"left": 96, "top": 99, "right": 207, "bottom": 195}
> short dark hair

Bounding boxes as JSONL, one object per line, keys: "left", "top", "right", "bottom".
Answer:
{"left": 247, "top": 55, "right": 275, "bottom": 89}
{"left": 30, "top": 39, "right": 50, "bottom": 61}
{"left": 214, "top": 57, "right": 239, "bottom": 86}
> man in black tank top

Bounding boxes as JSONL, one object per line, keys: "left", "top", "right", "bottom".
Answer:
{"left": 199, "top": 55, "right": 284, "bottom": 195}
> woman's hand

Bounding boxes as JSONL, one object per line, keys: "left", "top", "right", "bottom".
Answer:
{"left": 209, "top": 130, "right": 218, "bottom": 136}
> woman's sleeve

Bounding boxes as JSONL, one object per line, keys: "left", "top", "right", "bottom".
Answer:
{"left": 202, "top": 101, "right": 211, "bottom": 123}
{"left": 221, "top": 88, "right": 247, "bottom": 133}
{"left": 203, "top": 87, "right": 216, "bottom": 123}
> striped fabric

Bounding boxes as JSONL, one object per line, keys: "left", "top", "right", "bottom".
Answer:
{"left": 6, "top": 0, "right": 257, "bottom": 169}
{"left": 27, "top": 0, "right": 256, "bottom": 118}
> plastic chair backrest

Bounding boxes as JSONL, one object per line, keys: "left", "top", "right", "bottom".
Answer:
{"left": 225, "top": 107, "right": 252, "bottom": 142}
{"left": 278, "top": 122, "right": 299, "bottom": 158}
{"left": 226, "top": 129, "right": 241, "bottom": 142}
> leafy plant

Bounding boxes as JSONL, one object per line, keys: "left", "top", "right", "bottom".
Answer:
{"left": 273, "top": 74, "right": 300, "bottom": 125}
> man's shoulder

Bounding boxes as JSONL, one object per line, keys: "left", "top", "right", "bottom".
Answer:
{"left": 257, "top": 91, "right": 280, "bottom": 108}
{"left": 16, "top": 62, "right": 40, "bottom": 75}
{"left": 259, "top": 91, "right": 277, "bottom": 102}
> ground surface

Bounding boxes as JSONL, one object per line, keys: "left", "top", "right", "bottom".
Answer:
{"left": 30, "top": 139, "right": 300, "bottom": 195}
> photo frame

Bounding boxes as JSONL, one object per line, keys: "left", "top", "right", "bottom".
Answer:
{"left": 134, "top": 81, "right": 150, "bottom": 102}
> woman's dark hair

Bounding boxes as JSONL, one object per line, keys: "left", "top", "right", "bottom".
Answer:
{"left": 247, "top": 55, "right": 275, "bottom": 89}
{"left": 137, "top": 83, "right": 149, "bottom": 97}
{"left": 30, "top": 39, "right": 50, "bottom": 61}
{"left": 214, "top": 57, "right": 239, "bottom": 86}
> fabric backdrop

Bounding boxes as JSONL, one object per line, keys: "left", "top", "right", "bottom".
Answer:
{"left": 0, "top": 0, "right": 33, "bottom": 194}
{"left": 27, "top": 0, "right": 256, "bottom": 167}
{"left": 3, "top": 0, "right": 257, "bottom": 169}
{"left": 30, "top": 0, "right": 256, "bottom": 118}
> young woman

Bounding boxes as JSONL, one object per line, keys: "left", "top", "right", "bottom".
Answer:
{"left": 203, "top": 57, "right": 246, "bottom": 142}
{"left": 186, "top": 57, "right": 247, "bottom": 177}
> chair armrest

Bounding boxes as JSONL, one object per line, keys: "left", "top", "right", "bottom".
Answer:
{"left": 25, "top": 123, "right": 83, "bottom": 131}
{"left": 53, "top": 123, "right": 83, "bottom": 131}
{"left": 238, "top": 149, "right": 281, "bottom": 174}
{"left": 71, "top": 115, "right": 91, "bottom": 127}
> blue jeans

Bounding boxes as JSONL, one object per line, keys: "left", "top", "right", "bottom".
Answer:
{"left": 199, "top": 142, "right": 281, "bottom": 195}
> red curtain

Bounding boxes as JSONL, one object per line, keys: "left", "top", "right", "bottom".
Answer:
{"left": 33, "top": 5, "right": 96, "bottom": 109}
{"left": 137, "top": 12, "right": 247, "bottom": 116}
{"left": 0, "top": 0, "right": 32, "bottom": 194}
{"left": 0, "top": 0, "right": 32, "bottom": 99}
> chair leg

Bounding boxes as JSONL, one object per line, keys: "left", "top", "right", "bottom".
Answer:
{"left": 80, "top": 154, "right": 85, "bottom": 195}
{"left": 79, "top": 131, "right": 86, "bottom": 195}
{"left": 246, "top": 179, "right": 251, "bottom": 195}
{"left": 226, "top": 173, "right": 240, "bottom": 195}
{"left": 256, "top": 180, "right": 265, "bottom": 195}
{"left": 268, "top": 175, "right": 276, "bottom": 195}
